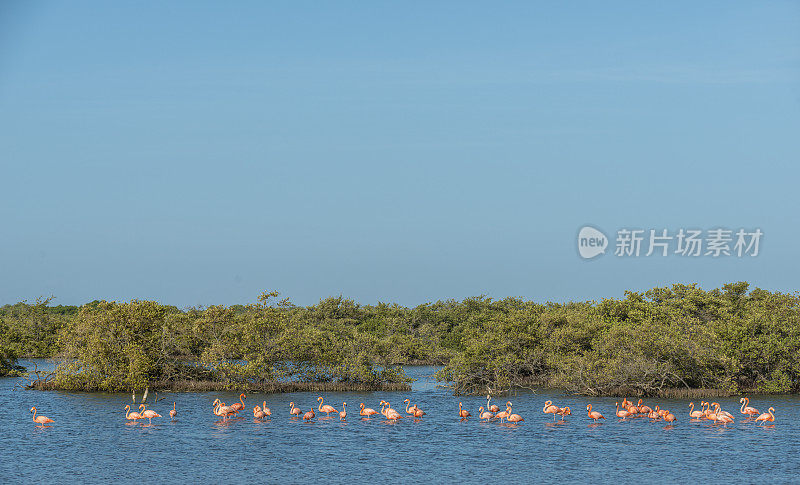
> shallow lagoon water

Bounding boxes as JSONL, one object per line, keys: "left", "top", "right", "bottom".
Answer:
{"left": 2, "top": 361, "right": 798, "bottom": 483}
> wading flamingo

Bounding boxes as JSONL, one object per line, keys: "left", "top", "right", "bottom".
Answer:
{"left": 626, "top": 400, "right": 640, "bottom": 415}
{"left": 487, "top": 395, "right": 500, "bottom": 413}
{"left": 386, "top": 408, "right": 403, "bottom": 421}
{"left": 404, "top": 399, "right": 421, "bottom": 416}
{"left": 755, "top": 407, "right": 775, "bottom": 425}
{"left": 359, "top": 403, "right": 379, "bottom": 418}
{"left": 303, "top": 409, "right": 316, "bottom": 421}
{"left": 140, "top": 404, "right": 162, "bottom": 425}
{"left": 340, "top": 403, "right": 347, "bottom": 421}
{"left": 586, "top": 404, "right": 605, "bottom": 422}
{"left": 543, "top": 401, "right": 560, "bottom": 420}
{"left": 317, "top": 397, "right": 337, "bottom": 416}
{"left": 557, "top": 406, "right": 572, "bottom": 419}
{"left": 230, "top": 393, "right": 246, "bottom": 414}
{"left": 711, "top": 402, "right": 733, "bottom": 420}
{"left": 458, "top": 402, "right": 471, "bottom": 418}
{"left": 253, "top": 406, "right": 265, "bottom": 419}
{"left": 289, "top": 402, "right": 302, "bottom": 417}
{"left": 689, "top": 402, "right": 704, "bottom": 419}
{"left": 507, "top": 411, "right": 524, "bottom": 423}
{"left": 615, "top": 402, "right": 631, "bottom": 420}
{"left": 262, "top": 402, "right": 271, "bottom": 417}
{"left": 740, "top": 398, "right": 760, "bottom": 418}
{"left": 169, "top": 402, "right": 177, "bottom": 420}
{"left": 637, "top": 399, "right": 653, "bottom": 414}
{"left": 213, "top": 400, "right": 236, "bottom": 420}
{"left": 495, "top": 402, "right": 512, "bottom": 422}
{"left": 478, "top": 406, "right": 494, "bottom": 422}
{"left": 124, "top": 405, "right": 142, "bottom": 423}
{"left": 30, "top": 407, "right": 54, "bottom": 426}
{"left": 664, "top": 410, "right": 676, "bottom": 423}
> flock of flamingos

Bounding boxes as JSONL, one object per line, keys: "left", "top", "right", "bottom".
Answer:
{"left": 29, "top": 394, "right": 777, "bottom": 427}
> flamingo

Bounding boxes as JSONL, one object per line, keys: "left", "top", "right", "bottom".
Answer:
{"left": 303, "top": 409, "right": 316, "bottom": 421}
{"left": 381, "top": 402, "right": 403, "bottom": 420}
{"left": 458, "top": 402, "right": 471, "bottom": 418}
{"left": 124, "top": 405, "right": 142, "bottom": 422}
{"left": 478, "top": 406, "right": 494, "bottom": 422}
{"left": 169, "top": 402, "right": 177, "bottom": 420}
{"left": 740, "top": 398, "right": 760, "bottom": 418}
{"left": 140, "top": 404, "right": 162, "bottom": 425}
{"left": 262, "top": 401, "right": 271, "bottom": 417}
{"left": 755, "top": 407, "right": 775, "bottom": 425}
{"left": 495, "top": 402, "right": 512, "bottom": 422}
{"left": 557, "top": 406, "right": 572, "bottom": 419}
{"left": 359, "top": 403, "right": 379, "bottom": 418}
{"left": 615, "top": 402, "right": 631, "bottom": 420}
{"left": 254, "top": 406, "right": 266, "bottom": 419}
{"left": 30, "top": 407, "right": 54, "bottom": 426}
{"left": 586, "top": 404, "right": 605, "bottom": 422}
{"left": 664, "top": 411, "right": 676, "bottom": 423}
{"left": 213, "top": 400, "right": 236, "bottom": 420}
{"left": 230, "top": 393, "right": 246, "bottom": 414}
{"left": 507, "top": 411, "right": 524, "bottom": 423}
{"left": 317, "top": 397, "right": 337, "bottom": 416}
{"left": 487, "top": 395, "right": 500, "bottom": 413}
{"left": 339, "top": 403, "right": 347, "bottom": 421}
{"left": 689, "top": 402, "right": 704, "bottom": 419}
{"left": 289, "top": 402, "right": 302, "bottom": 417}
{"left": 648, "top": 405, "right": 662, "bottom": 421}
{"left": 403, "top": 399, "right": 420, "bottom": 416}
{"left": 711, "top": 403, "right": 734, "bottom": 420}
{"left": 543, "top": 401, "right": 561, "bottom": 420}
{"left": 637, "top": 399, "right": 653, "bottom": 415}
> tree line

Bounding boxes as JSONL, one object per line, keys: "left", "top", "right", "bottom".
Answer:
{"left": 2, "top": 282, "right": 799, "bottom": 396}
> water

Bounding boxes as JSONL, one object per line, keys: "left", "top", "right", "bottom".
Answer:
{"left": 2, "top": 360, "right": 798, "bottom": 483}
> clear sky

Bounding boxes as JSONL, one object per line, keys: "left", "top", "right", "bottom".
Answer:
{"left": 1, "top": 1, "right": 798, "bottom": 308}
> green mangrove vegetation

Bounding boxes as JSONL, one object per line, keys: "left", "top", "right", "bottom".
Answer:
{"left": 2, "top": 282, "right": 799, "bottom": 396}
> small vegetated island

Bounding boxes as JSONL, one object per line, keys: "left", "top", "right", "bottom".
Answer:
{"left": 1, "top": 282, "right": 798, "bottom": 397}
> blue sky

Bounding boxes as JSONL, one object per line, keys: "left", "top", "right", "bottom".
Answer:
{"left": 1, "top": 1, "right": 798, "bottom": 307}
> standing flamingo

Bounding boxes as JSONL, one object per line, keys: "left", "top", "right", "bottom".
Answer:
{"left": 230, "top": 393, "right": 246, "bottom": 414}
{"left": 254, "top": 406, "right": 266, "bottom": 419}
{"left": 262, "top": 401, "right": 271, "bottom": 417}
{"left": 487, "top": 395, "right": 500, "bottom": 413}
{"left": 615, "top": 402, "right": 631, "bottom": 420}
{"left": 213, "top": 400, "right": 236, "bottom": 420}
{"left": 637, "top": 399, "right": 653, "bottom": 415}
{"left": 755, "top": 407, "right": 775, "bottom": 425}
{"left": 317, "top": 397, "right": 337, "bottom": 416}
{"left": 30, "top": 407, "right": 55, "bottom": 426}
{"left": 740, "top": 398, "right": 760, "bottom": 418}
{"left": 124, "top": 405, "right": 142, "bottom": 423}
{"left": 507, "top": 411, "right": 524, "bottom": 423}
{"left": 169, "top": 402, "right": 177, "bottom": 420}
{"left": 689, "top": 402, "right": 704, "bottom": 419}
{"left": 495, "top": 402, "right": 512, "bottom": 422}
{"left": 586, "top": 404, "right": 605, "bottom": 422}
{"left": 303, "top": 409, "right": 316, "bottom": 421}
{"left": 478, "top": 406, "right": 494, "bottom": 422}
{"left": 140, "top": 404, "right": 162, "bottom": 425}
{"left": 403, "top": 399, "right": 419, "bottom": 416}
{"left": 339, "top": 403, "right": 347, "bottom": 421}
{"left": 664, "top": 411, "right": 676, "bottom": 423}
{"left": 557, "top": 406, "right": 572, "bottom": 419}
{"left": 289, "top": 402, "right": 302, "bottom": 417}
{"left": 458, "top": 402, "right": 471, "bottom": 418}
{"left": 359, "top": 403, "right": 379, "bottom": 418}
{"left": 543, "top": 401, "right": 561, "bottom": 420}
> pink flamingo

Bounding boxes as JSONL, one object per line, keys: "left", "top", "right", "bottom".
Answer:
{"left": 664, "top": 410, "right": 676, "bottom": 423}
{"left": 124, "top": 404, "right": 143, "bottom": 422}
{"left": 507, "top": 411, "right": 524, "bottom": 423}
{"left": 289, "top": 402, "right": 302, "bottom": 417}
{"left": 478, "top": 406, "right": 494, "bottom": 422}
{"left": 586, "top": 404, "right": 605, "bottom": 422}
{"left": 229, "top": 393, "right": 246, "bottom": 414}
{"left": 615, "top": 402, "right": 631, "bottom": 420}
{"left": 317, "top": 397, "right": 337, "bottom": 417}
{"left": 213, "top": 399, "right": 236, "bottom": 420}
{"left": 30, "top": 407, "right": 54, "bottom": 426}
{"left": 495, "top": 402, "right": 512, "bottom": 422}
{"left": 303, "top": 409, "right": 316, "bottom": 421}
{"left": 169, "top": 402, "right": 177, "bottom": 420}
{"left": 254, "top": 406, "right": 266, "bottom": 419}
{"left": 458, "top": 402, "right": 471, "bottom": 418}
{"left": 486, "top": 395, "right": 500, "bottom": 413}
{"left": 140, "top": 404, "right": 162, "bottom": 425}
{"left": 262, "top": 401, "right": 271, "bottom": 417}
{"left": 755, "top": 407, "right": 775, "bottom": 425}
{"left": 404, "top": 399, "right": 419, "bottom": 415}
{"left": 689, "top": 402, "right": 704, "bottom": 419}
{"left": 359, "top": 403, "right": 379, "bottom": 418}
{"left": 637, "top": 399, "right": 653, "bottom": 415}
{"left": 557, "top": 406, "right": 572, "bottom": 419}
{"left": 339, "top": 403, "right": 347, "bottom": 421}
{"left": 740, "top": 398, "right": 760, "bottom": 418}
{"left": 543, "top": 401, "right": 561, "bottom": 420}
